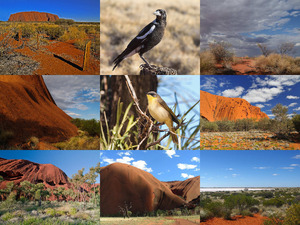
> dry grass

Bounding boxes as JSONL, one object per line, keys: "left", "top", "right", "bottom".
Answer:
{"left": 200, "top": 50, "right": 216, "bottom": 74}
{"left": 100, "top": 0, "right": 200, "bottom": 75}
{"left": 255, "top": 53, "right": 300, "bottom": 74}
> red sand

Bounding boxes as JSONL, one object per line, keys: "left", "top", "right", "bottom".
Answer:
{"left": 201, "top": 214, "right": 267, "bottom": 225}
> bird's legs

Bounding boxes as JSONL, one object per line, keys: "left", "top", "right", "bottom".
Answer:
{"left": 139, "top": 55, "right": 152, "bottom": 68}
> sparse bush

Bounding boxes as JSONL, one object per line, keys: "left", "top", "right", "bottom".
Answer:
{"left": 216, "top": 120, "right": 234, "bottom": 132}
{"left": 241, "top": 209, "right": 253, "bottom": 217}
{"left": 283, "top": 203, "right": 300, "bottom": 225}
{"left": 263, "top": 198, "right": 284, "bottom": 208}
{"left": 55, "top": 19, "right": 75, "bottom": 25}
{"left": 209, "top": 41, "right": 234, "bottom": 64}
{"left": 71, "top": 118, "right": 100, "bottom": 137}
{"left": 69, "top": 207, "right": 77, "bottom": 216}
{"left": 264, "top": 215, "right": 284, "bottom": 225}
{"left": 0, "top": 129, "right": 14, "bottom": 147}
{"left": 224, "top": 193, "right": 258, "bottom": 214}
{"left": 250, "top": 206, "right": 260, "bottom": 214}
{"left": 20, "top": 24, "right": 36, "bottom": 38}
{"left": 74, "top": 212, "right": 90, "bottom": 220}
{"left": 257, "top": 43, "right": 273, "bottom": 57}
{"left": 1, "top": 212, "right": 14, "bottom": 221}
{"left": 205, "top": 201, "right": 225, "bottom": 217}
{"left": 45, "top": 26, "right": 64, "bottom": 40}
{"left": 292, "top": 114, "right": 300, "bottom": 133}
{"left": 200, "top": 50, "right": 216, "bottom": 74}
{"left": 200, "top": 209, "right": 213, "bottom": 221}
{"left": 271, "top": 104, "right": 294, "bottom": 138}
{"left": 200, "top": 119, "right": 218, "bottom": 132}
{"left": 45, "top": 208, "right": 56, "bottom": 216}
{"left": 59, "top": 26, "right": 87, "bottom": 42}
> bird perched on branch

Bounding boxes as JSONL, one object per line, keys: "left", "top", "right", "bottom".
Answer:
{"left": 112, "top": 9, "right": 167, "bottom": 71}
{"left": 146, "top": 91, "right": 179, "bottom": 144}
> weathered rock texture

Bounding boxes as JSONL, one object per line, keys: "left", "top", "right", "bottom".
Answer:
{"left": 0, "top": 157, "right": 69, "bottom": 189}
{"left": 163, "top": 176, "right": 200, "bottom": 203}
{"left": 8, "top": 11, "right": 59, "bottom": 22}
{"left": 0, "top": 76, "right": 77, "bottom": 145}
{"left": 100, "top": 163, "right": 187, "bottom": 216}
{"left": 200, "top": 90, "right": 269, "bottom": 121}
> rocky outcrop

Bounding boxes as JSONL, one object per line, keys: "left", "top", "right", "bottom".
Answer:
{"left": 200, "top": 90, "right": 269, "bottom": 121}
{"left": 8, "top": 12, "right": 59, "bottom": 22}
{"left": 100, "top": 163, "right": 187, "bottom": 216}
{"left": 0, "top": 75, "right": 78, "bottom": 146}
{"left": 0, "top": 157, "right": 69, "bottom": 189}
{"left": 163, "top": 176, "right": 200, "bottom": 203}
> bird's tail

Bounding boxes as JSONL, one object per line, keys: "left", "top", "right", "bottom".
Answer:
{"left": 170, "top": 127, "right": 178, "bottom": 144}
{"left": 112, "top": 55, "right": 124, "bottom": 71}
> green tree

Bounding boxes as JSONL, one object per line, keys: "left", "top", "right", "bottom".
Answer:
{"left": 292, "top": 114, "right": 300, "bottom": 133}
{"left": 224, "top": 194, "right": 258, "bottom": 214}
{"left": 271, "top": 104, "right": 293, "bottom": 138}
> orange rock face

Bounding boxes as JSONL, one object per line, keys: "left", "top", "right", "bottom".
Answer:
{"left": 200, "top": 90, "right": 269, "bottom": 121}
{"left": 163, "top": 176, "right": 200, "bottom": 203}
{"left": 0, "top": 75, "right": 77, "bottom": 145}
{"left": 100, "top": 163, "right": 187, "bottom": 216}
{"left": 0, "top": 157, "right": 69, "bottom": 189}
{"left": 8, "top": 11, "right": 59, "bottom": 22}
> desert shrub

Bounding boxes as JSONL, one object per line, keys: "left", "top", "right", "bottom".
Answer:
{"left": 69, "top": 207, "right": 77, "bottom": 216}
{"left": 200, "top": 197, "right": 212, "bottom": 208}
{"left": 250, "top": 206, "right": 260, "bottom": 214}
{"left": 200, "top": 209, "right": 213, "bottom": 221}
{"left": 55, "top": 19, "right": 75, "bottom": 25}
{"left": 60, "top": 26, "right": 87, "bottom": 42}
{"left": 45, "top": 208, "right": 56, "bottom": 216}
{"left": 0, "top": 129, "right": 14, "bottom": 147}
{"left": 205, "top": 201, "right": 225, "bottom": 217}
{"left": 200, "top": 50, "right": 216, "bottom": 74}
{"left": 283, "top": 203, "right": 300, "bottom": 225}
{"left": 264, "top": 215, "right": 284, "bottom": 225}
{"left": 200, "top": 120, "right": 218, "bottom": 132}
{"left": 216, "top": 120, "right": 234, "bottom": 132}
{"left": 1, "top": 212, "right": 14, "bottom": 221}
{"left": 71, "top": 118, "right": 100, "bottom": 137}
{"left": 209, "top": 41, "right": 234, "bottom": 64}
{"left": 74, "top": 212, "right": 90, "bottom": 220}
{"left": 234, "top": 118, "right": 255, "bottom": 131}
{"left": 19, "top": 196, "right": 27, "bottom": 203}
{"left": 224, "top": 193, "right": 258, "bottom": 214}
{"left": 271, "top": 104, "right": 294, "bottom": 138}
{"left": 257, "top": 118, "right": 272, "bottom": 131}
{"left": 257, "top": 43, "right": 273, "bottom": 57}
{"left": 263, "top": 198, "right": 284, "bottom": 208}
{"left": 20, "top": 24, "right": 36, "bottom": 38}
{"left": 292, "top": 114, "right": 300, "bottom": 133}
{"left": 44, "top": 26, "right": 64, "bottom": 40}
{"left": 255, "top": 54, "right": 300, "bottom": 75}
{"left": 241, "top": 209, "right": 253, "bottom": 217}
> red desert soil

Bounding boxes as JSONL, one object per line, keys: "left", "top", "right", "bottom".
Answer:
{"left": 8, "top": 11, "right": 59, "bottom": 22}
{"left": 100, "top": 163, "right": 187, "bottom": 216}
{"left": 15, "top": 40, "right": 100, "bottom": 75}
{"left": 0, "top": 75, "right": 78, "bottom": 146}
{"left": 216, "top": 58, "right": 257, "bottom": 75}
{"left": 0, "top": 157, "right": 70, "bottom": 189}
{"left": 201, "top": 214, "right": 267, "bottom": 225}
{"left": 163, "top": 176, "right": 200, "bottom": 203}
{"left": 200, "top": 90, "right": 268, "bottom": 122}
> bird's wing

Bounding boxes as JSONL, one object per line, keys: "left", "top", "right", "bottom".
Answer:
{"left": 126, "top": 22, "right": 156, "bottom": 49}
{"left": 158, "top": 98, "right": 180, "bottom": 125}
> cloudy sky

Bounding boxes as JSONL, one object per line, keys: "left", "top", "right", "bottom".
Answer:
{"left": 201, "top": 0, "right": 300, "bottom": 57}
{"left": 43, "top": 75, "right": 100, "bottom": 120}
{"left": 201, "top": 75, "right": 300, "bottom": 118}
{"left": 201, "top": 150, "right": 300, "bottom": 187}
{"left": 0, "top": 150, "right": 100, "bottom": 182}
{"left": 100, "top": 150, "right": 200, "bottom": 181}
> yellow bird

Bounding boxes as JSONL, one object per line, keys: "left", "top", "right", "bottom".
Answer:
{"left": 146, "top": 91, "right": 179, "bottom": 144}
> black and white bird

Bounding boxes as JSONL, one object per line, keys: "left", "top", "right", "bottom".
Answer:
{"left": 112, "top": 9, "right": 167, "bottom": 71}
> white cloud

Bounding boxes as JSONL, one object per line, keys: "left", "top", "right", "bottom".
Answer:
{"left": 273, "top": 174, "right": 279, "bottom": 176}
{"left": 254, "top": 167, "right": 269, "bottom": 169}
{"left": 256, "top": 104, "right": 265, "bottom": 108}
{"left": 191, "top": 157, "right": 200, "bottom": 163}
{"left": 181, "top": 173, "right": 195, "bottom": 179}
{"left": 116, "top": 157, "right": 134, "bottom": 165}
{"left": 289, "top": 102, "right": 298, "bottom": 107}
{"left": 177, "top": 163, "right": 197, "bottom": 170}
{"left": 165, "top": 150, "right": 179, "bottom": 158}
{"left": 243, "top": 87, "right": 283, "bottom": 103}
{"left": 290, "top": 164, "right": 299, "bottom": 167}
{"left": 222, "top": 86, "right": 244, "bottom": 98}
{"left": 65, "top": 111, "right": 81, "bottom": 117}
{"left": 294, "top": 107, "right": 300, "bottom": 111}
{"left": 227, "top": 168, "right": 234, "bottom": 171}
{"left": 132, "top": 160, "right": 153, "bottom": 172}
{"left": 280, "top": 167, "right": 294, "bottom": 170}
{"left": 232, "top": 174, "right": 239, "bottom": 177}
{"left": 201, "top": 77, "right": 217, "bottom": 92}
{"left": 293, "top": 155, "right": 300, "bottom": 159}
{"left": 287, "top": 95, "right": 300, "bottom": 99}
{"left": 103, "top": 157, "right": 115, "bottom": 164}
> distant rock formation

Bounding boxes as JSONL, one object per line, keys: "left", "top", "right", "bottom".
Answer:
{"left": 8, "top": 11, "right": 59, "bottom": 22}
{"left": 0, "top": 157, "right": 70, "bottom": 189}
{"left": 100, "top": 163, "right": 189, "bottom": 216}
{"left": 0, "top": 76, "right": 78, "bottom": 145}
{"left": 200, "top": 90, "right": 269, "bottom": 121}
{"left": 163, "top": 176, "right": 200, "bottom": 203}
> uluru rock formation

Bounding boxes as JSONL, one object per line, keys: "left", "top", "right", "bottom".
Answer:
{"left": 0, "top": 157, "right": 70, "bottom": 189}
{"left": 0, "top": 75, "right": 77, "bottom": 146}
{"left": 8, "top": 11, "right": 59, "bottom": 22}
{"left": 163, "top": 176, "right": 200, "bottom": 203}
{"left": 200, "top": 90, "right": 269, "bottom": 122}
{"left": 100, "top": 163, "right": 187, "bottom": 216}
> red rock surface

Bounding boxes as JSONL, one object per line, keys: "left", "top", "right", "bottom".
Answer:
{"left": 0, "top": 157, "right": 69, "bottom": 189}
{"left": 201, "top": 90, "right": 269, "bottom": 122}
{"left": 163, "top": 176, "right": 200, "bottom": 203}
{"left": 100, "top": 163, "right": 187, "bottom": 216}
{"left": 0, "top": 75, "right": 78, "bottom": 145}
{"left": 8, "top": 11, "right": 59, "bottom": 22}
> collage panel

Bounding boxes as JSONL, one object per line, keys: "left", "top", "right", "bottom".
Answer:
{"left": 0, "top": 75, "right": 100, "bottom": 150}
{"left": 0, "top": 150, "right": 100, "bottom": 224}
{"left": 200, "top": 75, "right": 300, "bottom": 150}
{"left": 0, "top": 0, "right": 100, "bottom": 75}
{"left": 100, "top": 150, "right": 200, "bottom": 224}
{"left": 100, "top": 0, "right": 200, "bottom": 75}
{"left": 100, "top": 75, "right": 200, "bottom": 150}
{"left": 200, "top": 150, "right": 300, "bottom": 224}
{"left": 200, "top": 0, "right": 300, "bottom": 75}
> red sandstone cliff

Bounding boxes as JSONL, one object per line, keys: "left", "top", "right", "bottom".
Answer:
{"left": 100, "top": 163, "right": 187, "bottom": 216}
{"left": 8, "top": 12, "right": 59, "bottom": 22}
{"left": 200, "top": 90, "right": 269, "bottom": 122}
{"left": 163, "top": 176, "right": 200, "bottom": 203}
{"left": 0, "top": 157, "right": 70, "bottom": 189}
{"left": 0, "top": 75, "right": 78, "bottom": 146}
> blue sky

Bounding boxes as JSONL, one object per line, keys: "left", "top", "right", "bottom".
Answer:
{"left": 201, "top": 0, "right": 300, "bottom": 57}
{"left": 43, "top": 75, "right": 100, "bottom": 120}
{"left": 201, "top": 150, "right": 300, "bottom": 188}
{"left": 201, "top": 75, "right": 300, "bottom": 118}
{"left": 0, "top": 0, "right": 100, "bottom": 22}
{"left": 155, "top": 75, "right": 200, "bottom": 149}
{"left": 0, "top": 150, "right": 100, "bottom": 182}
{"left": 100, "top": 150, "right": 200, "bottom": 182}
